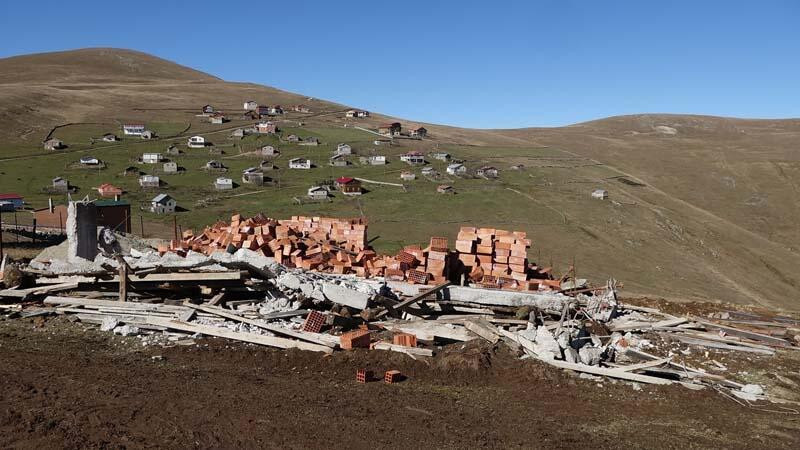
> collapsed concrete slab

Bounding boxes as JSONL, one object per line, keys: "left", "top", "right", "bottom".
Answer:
{"left": 321, "top": 282, "right": 370, "bottom": 310}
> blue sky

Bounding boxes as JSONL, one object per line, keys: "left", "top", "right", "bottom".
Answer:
{"left": 1, "top": 0, "right": 798, "bottom": 128}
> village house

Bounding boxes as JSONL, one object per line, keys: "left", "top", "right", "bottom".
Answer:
{"left": 102, "top": 133, "right": 118, "bottom": 142}
{"left": 431, "top": 151, "right": 451, "bottom": 161}
{"left": 80, "top": 156, "right": 100, "bottom": 165}
{"left": 121, "top": 166, "right": 140, "bottom": 176}
{"left": 210, "top": 113, "right": 226, "bottom": 124}
{"left": 330, "top": 157, "right": 350, "bottom": 167}
{"left": 345, "top": 109, "right": 370, "bottom": 118}
{"left": 205, "top": 160, "right": 225, "bottom": 170}
{"left": 336, "top": 177, "right": 362, "bottom": 196}
{"left": 0, "top": 193, "right": 24, "bottom": 211}
{"left": 166, "top": 144, "right": 181, "bottom": 156}
{"left": 150, "top": 194, "right": 176, "bottom": 214}
{"left": 509, "top": 164, "right": 525, "bottom": 171}
{"left": 202, "top": 104, "right": 214, "bottom": 115}
{"left": 163, "top": 162, "right": 178, "bottom": 173}
{"left": 336, "top": 143, "right": 352, "bottom": 155}
{"left": 261, "top": 145, "right": 279, "bottom": 156}
{"left": 378, "top": 122, "right": 402, "bottom": 136}
{"left": 122, "top": 124, "right": 145, "bottom": 136}
{"left": 260, "top": 161, "right": 277, "bottom": 171}
{"left": 447, "top": 163, "right": 467, "bottom": 175}
{"left": 214, "top": 177, "right": 233, "bottom": 190}
{"left": 293, "top": 105, "right": 310, "bottom": 113}
{"left": 139, "top": 175, "right": 160, "bottom": 188}
{"left": 44, "top": 138, "right": 65, "bottom": 151}
{"left": 437, "top": 184, "right": 454, "bottom": 194}
{"left": 410, "top": 127, "right": 428, "bottom": 138}
{"left": 142, "top": 153, "right": 161, "bottom": 164}
{"left": 592, "top": 189, "right": 609, "bottom": 200}
{"left": 187, "top": 136, "right": 206, "bottom": 148}
{"left": 477, "top": 166, "right": 499, "bottom": 178}
{"left": 374, "top": 139, "right": 391, "bottom": 146}
{"left": 231, "top": 128, "right": 245, "bottom": 139}
{"left": 256, "top": 121, "right": 277, "bottom": 134}
{"left": 242, "top": 167, "right": 264, "bottom": 185}
{"left": 286, "top": 134, "right": 301, "bottom": 142}
{"left": 307, "top": 186, "right": 329, "bottom": 200}
{"left": 243, "top": 100, "right": 258, "bottom": 111}
{"left": 241, "top": 110, "right": 259, "bottom": 120}
{"left": 400, "top": 151, "right": 425, "bottom": 165}
{"left": 300, "top": 137, "right": 320, "bottom": 146}
{"left": 268, "top": 105, "right": 284, "bottom": 115}
{"left": 256, "top": 105, "right": 271, "bottom": 117}
{"left": 369, "top": 155, "right": 387, "bottom": 165}
{"left": 289, "top": 158, "right": 312, "bottom": 170}
{"left": 52, "top": 177, "right": 69, "bottom": 192}
{"left": 421, "top": 166, "right": 436, "bottom": 176}
{"left": 141, "top": 130, "right": 155, "bottom": 139}
{"left": 97, "top": 183, "right": 122, "bottom": 197}
{"left": 400, "top": 171, "right": 416, "bottom": 181}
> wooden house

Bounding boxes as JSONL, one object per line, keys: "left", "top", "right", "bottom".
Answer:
{"left": 44, "top": 138, "right": 65, "bottom": 150}
{"left": 400, "top": 171, "right": 416, "bottom": 181}
{"left": 205, "top": 160, "right": 225, "bottom": 170}
{"left": 163, "top": 162, "right": 178, "bottom": 173}
{"left": 187, "top": 136, "right": 206, "bottom": 148}
{"left": 447, "top": 163, "right": 466, "bottom": 175}
{"left": 336, "top": 177, "right": 362, "bottom": 196}
{"left": 345, "top": 109, "right": 370, "bottom": 118}
{"left": 336, "top": 143, "right": 352, "bottom": 155}
{"left": 256, "top": 122, "right": 276, "bottom": 134}
{"left": 300, "top": 137, "right": 320, "bottom": 146}
{"left": 410, "top": 127, "right": 428, "bottom": 138}
{"left": 121, "top": 166, "right": 140, "bottom": 176}
{"left": 243, "top": 100, "right": 258, "bottom": 110}
{"left": 307, "top": 186, "right": 329, "bottom": 200}
{"left": 210, "top": 113, "right": 226, "bottom": 124}
{"left": 257, "top": 105, "right": 271, "bottom": 117}
{"left": 261, "top": 145, "right": 279, "bottom": 156}
{"left": 139, "top": 175, "right": 160, "bottom": 188}
{"left": 141, "top": 130, "right": 155, "bottom": 139}
{"left": 97, "top": 183, "right": 122, "bottom": 197}
{"left": 286, "top": 134, "right": 301, "bottom": 142}
{"left": 400, "top": 151, "right": 425, "bottom": 164}
{"left": 202, "top": 104, "right": 214, "bottom": 114}
{"left": 477, "top": 166, "right": 499, "bottom": 178}
{"left": 242, "top": 168, "right": 264, "bottom": 185}
{"left": 150, "top": 194, "right": 176, "bottom": 214}
{"left": 214, "top": 177, "right": 233, "bottom": 190}
{"left": 142, "top": 153, "right": 161, "bottom": 164}
{"left": 289, "top": 158, "right": 312, "bottom": 169}
{"left": 102, "top": 133, "right": 118, "bottom": 142}
{"left": 369, "top": 155, "right": 387, "bottom": 165}
{"left": 166, "top": 144, "right": 181, "bottom": 156}
{"left": 52, "top": 177, "right": 69, "bottom": 192}
{"left": 231, "top": 128, "right": 245, "bottom": 139}
{"left": 122, "top": 124, "right": 145, "bottom": 136}
{"left": 378, "top": 122, "right": 402, "bottom": 136}
{"left": 591, "top": 189, "right": 608, "bottom": 200}
{"left": 431, "top": 151, "right": 451, "bottom": 161}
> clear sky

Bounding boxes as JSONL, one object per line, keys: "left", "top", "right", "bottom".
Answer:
{"left": 1, "top": 0, "right": 798, "bottom": 128}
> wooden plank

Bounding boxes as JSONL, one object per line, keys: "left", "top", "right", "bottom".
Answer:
{"left": 378, "top": 320, "right": 475, "bottom": 342}
{"left": 690, "top": 316, "right": 791, "bottom": 347}
{"left": 376, "top": 282, "right": 451, "bottom": 319}
{"left": 539, "top": 358, "right": 674, "bottom": 385}
{"left": 146, "top": 317, "right": 333, "bottom": 354}
{"left": 185, "top": 303, "right": 338, "bottom": 348}
{"left": 673, "top": 335, "right": 775, "bottom": 355}
{"left": 615, "top": 357, "right": 672, "bottom": 372}
{"left": 610, "top": 317, "right": 688, "bottom": 331}
{"left": 463, "top": 319, "right": 500, "bottom": 344}
{"left": 44, "top": 296, "right": 193, "bottom": 313}
{"left": 372, "top": 342, "right": 434, "bottom": 357}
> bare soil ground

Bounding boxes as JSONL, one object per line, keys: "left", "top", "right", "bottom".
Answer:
{"left": 2, "top": 312, "right": 800, "bottom": 449}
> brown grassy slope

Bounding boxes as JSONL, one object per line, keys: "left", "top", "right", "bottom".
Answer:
{"left": 1, "top": 48, "right": 799, "bottom": 309}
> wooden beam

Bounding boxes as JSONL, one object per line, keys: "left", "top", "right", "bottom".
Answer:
{"left": 376, "top": 282, "right": 451, "bottom": 319}
{"left": 614, "top": 357, "right": 672, "bottom": 372}
{"left": 463, "top": 319, "right": 500, "bottom": 344}
{"left": 539, "top": 358, "right": 674, "bottom": 385}
{"left": 673, "top": 335, "right": 775, "bottom": 355}
{"left": 689, "top": 316, "right": 792, "bottom": 347}
{"left": 371, "top": 342, "right": 434, "bottom": 357}
{"left": 146, "top": 317, "right": 333, "bottom": 354}
{"left": 184, "top": 303, "right": 338, "bottom": 348}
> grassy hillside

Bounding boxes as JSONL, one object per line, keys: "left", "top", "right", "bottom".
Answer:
{"left": 1, "top": 48, "right": 799, "bottom": 311}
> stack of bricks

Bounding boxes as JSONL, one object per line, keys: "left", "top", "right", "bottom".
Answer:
{"left": 455, "top": 227, "right": 537, "bottom": 291}
{"left": 167, "top": 213, "right": 555, "bottom": 291}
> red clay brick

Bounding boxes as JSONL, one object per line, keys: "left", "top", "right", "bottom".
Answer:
{"left": 392, "top": 333, "right": 418, "bottom": 347}
{"left": 302, "top": 311, "right": 326, "bottom": 333}
{"left": 341, "top": 329, "right": 371, "bottom": 349}
{"left": 384, "top": 370, "right": 403, "bottom": 384}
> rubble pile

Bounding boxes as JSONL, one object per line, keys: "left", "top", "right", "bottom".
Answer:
{"left": 2, "top": 207, "right": 799, "bottom": 404}
{"left": 169, "top": 214, "right": 559, "bottom": 291}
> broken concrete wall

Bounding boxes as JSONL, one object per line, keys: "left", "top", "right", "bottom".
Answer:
{"left": 66, "top": 202, "right": 98, "bottom": 262}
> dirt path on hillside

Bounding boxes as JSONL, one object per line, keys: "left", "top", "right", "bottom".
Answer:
{"left": 1, "top": 316, "right": 799, "bottom": 449}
